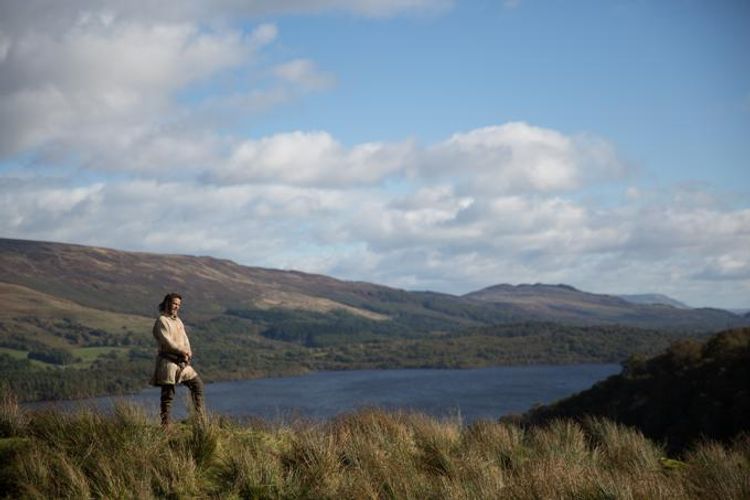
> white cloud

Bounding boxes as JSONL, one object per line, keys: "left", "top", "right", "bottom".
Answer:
{"left": 0, "top": 172, "right": 370, "bottom": 257}
{"left": 209, "top": 123, "right": 624, "bottom": 190}
{"left": 0, "top": 1, "right": 452, "bottom": 37}
{"left": 213, "top": 131, "right": 412, "bottom": 186}
{"left": 273, "top": 59, "right": 335, "bottom": 91}
{"left": 694, "top": 253, "right": 750, "bottom": 281}
{"left": 248, "top": 23, "right": 279, "bottom": 47}
{"left": 0, "top": 1, "right": 450, "bottom": 171}
{"left": 0, "top": 19, "right": 273, "bottom": 165}
{"left": 416, "top": 122, "right": 627, "bottom": 194}
{"left": 0, "top": 0, "right": 358, "bottom": 173}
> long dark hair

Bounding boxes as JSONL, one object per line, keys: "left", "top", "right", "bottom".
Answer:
{"left": 158, "top": 293, "right": 182, "bottom": 313}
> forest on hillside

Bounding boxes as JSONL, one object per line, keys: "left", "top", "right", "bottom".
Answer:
{"left": 517, "top": 327, "right": 750, "bottom": 453}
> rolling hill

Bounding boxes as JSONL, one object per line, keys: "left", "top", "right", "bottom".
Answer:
{"left": 463, "top": 283, "right": 743, "bottom": 330}
{"left": 1, "top": 237, "right": 746, "bottom": 332}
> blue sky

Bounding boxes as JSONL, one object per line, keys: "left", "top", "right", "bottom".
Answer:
{"left": 0, "top": 0, "right": 748, "bottom": 308}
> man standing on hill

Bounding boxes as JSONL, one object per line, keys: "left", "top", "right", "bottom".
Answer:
{"left": 151, "top": 292, "right": 204, "bottom": 427}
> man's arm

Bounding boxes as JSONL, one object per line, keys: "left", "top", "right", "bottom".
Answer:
{"left": 183, "top": 323, "right": 193, "bottom": 361}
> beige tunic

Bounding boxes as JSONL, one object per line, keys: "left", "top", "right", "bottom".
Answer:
{"left": 150, "top": 314, "right": 198, "bottom": 385}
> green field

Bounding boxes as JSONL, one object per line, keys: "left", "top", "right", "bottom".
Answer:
{"left": 0, "top": 348, "right": 28, "bottom": 360}
{"left": 0, "top": 348, "right": 50, "bottom": 368}
{"left": 71, "top": 346, "right": 130, "bottom": 367}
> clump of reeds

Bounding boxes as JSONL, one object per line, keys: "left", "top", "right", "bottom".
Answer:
{"left": 1, "top": 392, "right": 748, "bottom": 499}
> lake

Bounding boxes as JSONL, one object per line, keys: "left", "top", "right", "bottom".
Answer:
{"left": 28, "top": 364, "right": 620, "bottom": 423}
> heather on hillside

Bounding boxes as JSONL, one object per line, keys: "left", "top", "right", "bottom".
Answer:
{"left": 1, "top": 389, "right": 748, "bottom": 499}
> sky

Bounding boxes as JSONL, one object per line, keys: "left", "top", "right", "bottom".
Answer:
{"left": 0, "top": 0, "right": 749, "bottom": 308}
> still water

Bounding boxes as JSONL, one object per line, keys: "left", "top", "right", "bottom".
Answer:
{"left": 29, "top": 364, "right": 620, "bottom": 423}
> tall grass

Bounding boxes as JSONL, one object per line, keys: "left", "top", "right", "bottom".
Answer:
{"left": 681, "top": 437, "right": 750, "bottom": 499}
{"left": 0, "top": 384, "right": 27, "bottom": 437}
{"left": 1, "top": 394, "right": 748, "bottom": 499}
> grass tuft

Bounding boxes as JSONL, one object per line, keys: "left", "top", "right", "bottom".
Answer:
{"left": 0, "top": 384, "right": 28, "bottom": 437}
{"left": 682, "top": 440, "right": 750, "bottom": 499}
{"left": 584, "top": 416, "right": 664, "bottom": 473}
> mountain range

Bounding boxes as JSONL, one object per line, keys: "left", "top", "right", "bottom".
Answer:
{"left": 0, "top": 237, "right": 746, "bottom": 333}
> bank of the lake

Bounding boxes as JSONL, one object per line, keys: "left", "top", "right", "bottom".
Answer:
{"left": 27, "top": 364, "right": 621, "bottom": 423}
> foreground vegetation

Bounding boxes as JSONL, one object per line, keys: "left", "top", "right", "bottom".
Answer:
{"left": 1, "top": 389, "right": 748, "bottom": 499}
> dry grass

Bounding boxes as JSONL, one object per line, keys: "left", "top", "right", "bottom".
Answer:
{"left": 681, "top": 438, "right": 750, "bottom": 500}
{"left": 0, "top": 390, "right": 747, "bottom": 499}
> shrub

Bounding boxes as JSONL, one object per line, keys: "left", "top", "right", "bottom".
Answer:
{"left": 27, "top": 348, "right": 79, "bottom": 365}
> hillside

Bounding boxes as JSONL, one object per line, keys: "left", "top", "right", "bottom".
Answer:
{"left": 516, "top": 327, "right": 750, "bottom": 453}
{"left": 464, "top": 283, "right": 743, "bottom": 330}
{"left": 2, "top": 238, "right": 746, "bottom": 332}
{"left": 617, "top": 293, "right": 690, "bottom": 309}
{"left": 0, "top": 238, "right": 389, "bottom": 321}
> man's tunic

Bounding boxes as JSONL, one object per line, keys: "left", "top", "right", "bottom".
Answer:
{"left": 151, "top": 314, "right": 198, "bottom": 385}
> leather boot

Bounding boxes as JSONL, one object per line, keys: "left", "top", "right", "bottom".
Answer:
{"left": 160, "top": 384, "right": 175, "bottom": 427}
{"left": 185, "top": 376, "right": 205, "bottom": 419}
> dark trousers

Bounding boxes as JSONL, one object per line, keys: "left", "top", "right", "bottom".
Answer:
{"left": 160, "top": 375, "right": 205, "bottom": 426}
